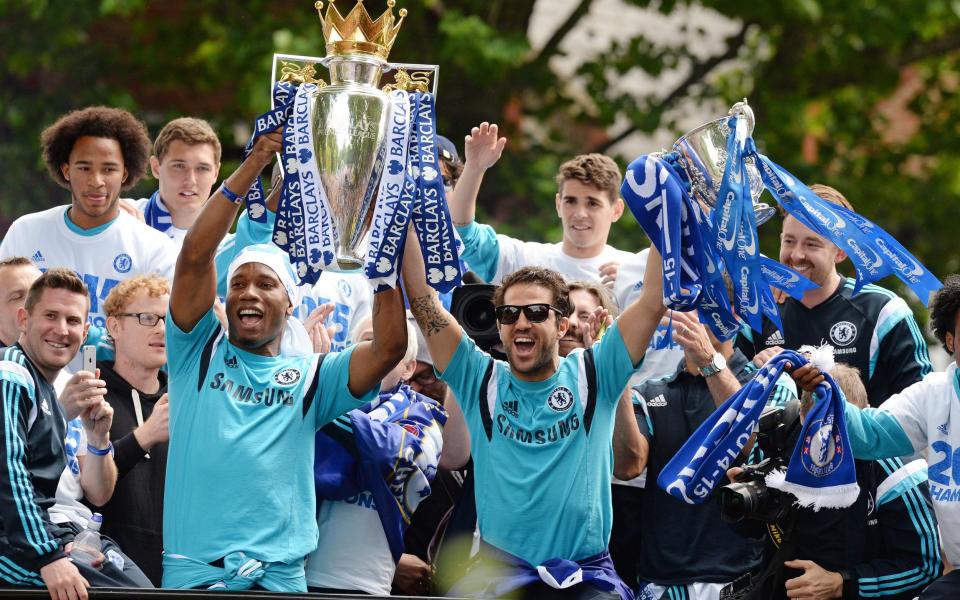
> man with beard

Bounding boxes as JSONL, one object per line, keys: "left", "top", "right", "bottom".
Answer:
{"left": 0, "top": 107, "right": 176, "bottom": 332}
{"left": 743, "top": 184, "right": 931, "bottom": 406}
{"left": 162, "top": 129, "right": 407, "bottom": 592}
{"left": 401, "top": 229, "right": 665, "bottom": 600}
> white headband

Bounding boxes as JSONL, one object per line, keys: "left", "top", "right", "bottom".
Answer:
{"left": 227, "top": 244, "right": 300, "bottom": 307}
{"left": 226, "top": 244, "right": 312, "bottom": 356}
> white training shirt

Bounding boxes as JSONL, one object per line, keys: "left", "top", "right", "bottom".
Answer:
{"left": 0, "top": 205, "right": 176, "bottom": 330}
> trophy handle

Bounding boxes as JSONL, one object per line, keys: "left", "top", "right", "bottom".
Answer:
{"left": 728, "top": 98, "right": 755, "bottom": 136}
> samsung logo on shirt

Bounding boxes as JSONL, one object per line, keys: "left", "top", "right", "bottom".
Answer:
{"left": 209, "top": 372, "right": 294, "bottom": 407}
{"left": 495, "top": 413, "right": 580, "bottom": 445}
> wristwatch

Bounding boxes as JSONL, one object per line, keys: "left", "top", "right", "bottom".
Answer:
{"left": 698, "top": 352, "right": 727, "bottom": 377}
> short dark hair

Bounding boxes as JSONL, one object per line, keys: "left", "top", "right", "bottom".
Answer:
{"left": 556, "top": 154, "right": 621, "bottom": 204}
{"left": 40, "top": 106, "right": 151, "bottom": 191}
{"left": 493, "top": 267, "right": 571, "bottom": 319}
{"left": 24, "top": 268, "right": 89, "bottom": 314}
{"left": 931, "top": 274, "right": 960, "bottom": 355}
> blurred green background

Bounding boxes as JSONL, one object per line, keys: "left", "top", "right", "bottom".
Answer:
{"left": 2, "top": 0, "right": 959, "bottom": 325}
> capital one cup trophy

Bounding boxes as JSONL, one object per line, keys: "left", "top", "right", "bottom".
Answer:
{"left": 271, "top": 0, "right": 439, "bottom": 273}
{"left": 670, "top": 100, "right": 777, "bottom": 225}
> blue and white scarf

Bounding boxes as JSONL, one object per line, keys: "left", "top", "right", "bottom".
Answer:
{"left": 142, "top": 190, "right": 172, "bottom": 234}
{"left": 658, "top": 349, "right": 859, "bottom": 510}
{"left": 314, "top": 385, "right": 447, "bottom": 562}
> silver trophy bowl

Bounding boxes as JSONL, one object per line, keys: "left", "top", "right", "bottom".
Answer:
{"left": 313, "top": 54, "right": 391, "bottom": 271}
{"left": 672, "top": 100, "right": 777, "bottom": 226}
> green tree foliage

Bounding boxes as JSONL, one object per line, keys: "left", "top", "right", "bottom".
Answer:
{"left": 2, "top": 0, "right": 958, "bottom": 293}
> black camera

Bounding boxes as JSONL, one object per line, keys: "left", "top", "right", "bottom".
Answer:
{"left": 449, "top": 274, "right": 505, "bottom": 359}
{"left": 718, "top": 399, "right": 801, "bottom": 523}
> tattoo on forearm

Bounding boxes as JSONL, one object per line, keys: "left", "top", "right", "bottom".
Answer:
{"left": 410, "top": 295, "right": 450, "bottom": 337}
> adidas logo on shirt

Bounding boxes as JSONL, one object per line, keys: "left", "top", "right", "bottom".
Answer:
{"left": 938, "top": 422, "right": 950, "bottom": 436}
{"left": 646, "top": 394, "right": 668, "bottom": 408}
{"left": 32, "top": 250, "right": 44, "bottom": 263}
{"left": 501, "top": 400, "right": 519, "bottom": 418}
{"left": 765, "top": 330, "right": 785, "bottom": 346}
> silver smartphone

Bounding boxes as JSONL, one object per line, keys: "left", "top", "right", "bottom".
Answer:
{"left": 82, "top": 345, "right": 96, "bottom": 374}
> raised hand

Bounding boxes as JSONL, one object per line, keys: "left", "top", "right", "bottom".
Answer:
{"left": 464, "top": 122, "right": 507, "bottom": 172}
{"left": 583, "top": 306, "right": 612, "bottom": 348}
{"left": 670, "top": 310, "right": 714, "bottom": 366}
{"left": 303, "top": 303, "right": 336, "bottom": 354}
{"left": 598, "top": 261, "right": 619, "bottom": 289}
{"left": 59, "top": 370, "right": 107, "bottom": 421}
{"left": 135, "top": 393, "right": 170, "bottom": 451}
{"left": 81, "top": 397, "right": 114, "bottom": 449}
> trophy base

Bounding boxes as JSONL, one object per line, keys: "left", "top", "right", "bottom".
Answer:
{"left": 329, "top": 254, "right": 364, "bottom": 273}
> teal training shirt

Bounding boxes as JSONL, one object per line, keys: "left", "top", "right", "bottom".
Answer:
{"left": 440, "top": 323, "right": 638, "bottom": 565}
{"left": 454, "top": 221, "right": 500, "bottom": 283}
{"left": 162, "top": 308, "right": 375, "bottom": 568}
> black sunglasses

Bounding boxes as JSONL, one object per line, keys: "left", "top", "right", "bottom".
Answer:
{"left": 495, "top": 303, "right": 564, "bottom": 325}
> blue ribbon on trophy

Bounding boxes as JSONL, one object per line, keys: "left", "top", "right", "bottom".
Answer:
{"left": 711, "top": 116, "right": 782, "bottom": 334}
{"left": 621, "top": 154, "right": 741, "bottom": 340}
{"left": 759, "top": 256, "right": 818, "bottom": 300}
{"left": 242, "top": 81, "right": 296, "bottom": 223}
{"left": 409, "top": 92, "right": 463, "bottom": 293}
{"left": 365, "top": 90, "right": 415, "bottom": 291}
{"left": 752, "top": 153, "right": 942, "bottom": 304}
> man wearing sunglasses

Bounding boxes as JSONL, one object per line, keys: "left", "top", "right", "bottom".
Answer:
{"left": 402, "top": 230, "right": 665, "bottom": 600}
{"left": 93, "top": 274, "right": 171, "bottom": 585}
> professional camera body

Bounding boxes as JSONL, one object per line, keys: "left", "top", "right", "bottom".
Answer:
{"left": 718, "top": 399, "right": 801, "bottom": 523}
{"left": 449, "top": 274, "right": 506, "bottom": 360}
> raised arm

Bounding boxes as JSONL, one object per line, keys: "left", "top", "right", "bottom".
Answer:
{"left": 400, "top": 228, "right": 463, "bottom": 373}
{"left": 448, "top": 122, "right": 506, "bottom": 226}
{"left": 170, "top": 131, "right": 281, "bottom": 332}
{"left": 77, "top": 398, "right": 117, "bottom": 507}
{"left": 346, "top": 286, "right": 407, "bottom": 398}
{"left": 617, "top": 246, "right": 667, "bottom": 366}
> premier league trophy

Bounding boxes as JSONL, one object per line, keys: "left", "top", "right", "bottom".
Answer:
{"left": 262, "top": 0, "right": 459, "bottom": 289}
{"left": 671, "top": 100, "right": 777, "bottom": 225}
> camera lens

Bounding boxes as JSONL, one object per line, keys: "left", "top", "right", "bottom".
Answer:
{"left": 464, "top": 296, "right": 496, "bottom": 332}
{"left": 719, "top": 482, "right": 761, "bottom": 523}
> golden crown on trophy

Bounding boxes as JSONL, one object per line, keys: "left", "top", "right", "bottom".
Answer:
{"left": 315, "top": 0, "right": 407, "bottom": 60}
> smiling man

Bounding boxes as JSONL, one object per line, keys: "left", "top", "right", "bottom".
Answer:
{"left": 448, "top": 128, "right": 638, "bottom": 306}
{"left": 401, "top": 227, "right": 663, "bottom": 600}
{"left": 0, "top": 268, "right": 153, "bottom": 599}
{"left": 162, "top": 128, "right": 407, "bottom": 592}
{"left": 0, "top": 107, "right": 176, "bottom": 332}
{"left": 744, "top": 184, "right": 932, "bottom": 407}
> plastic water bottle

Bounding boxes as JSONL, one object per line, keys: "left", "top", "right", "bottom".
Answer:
{"left": 70, "top": 513, "right": 103, "bottom": 568}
